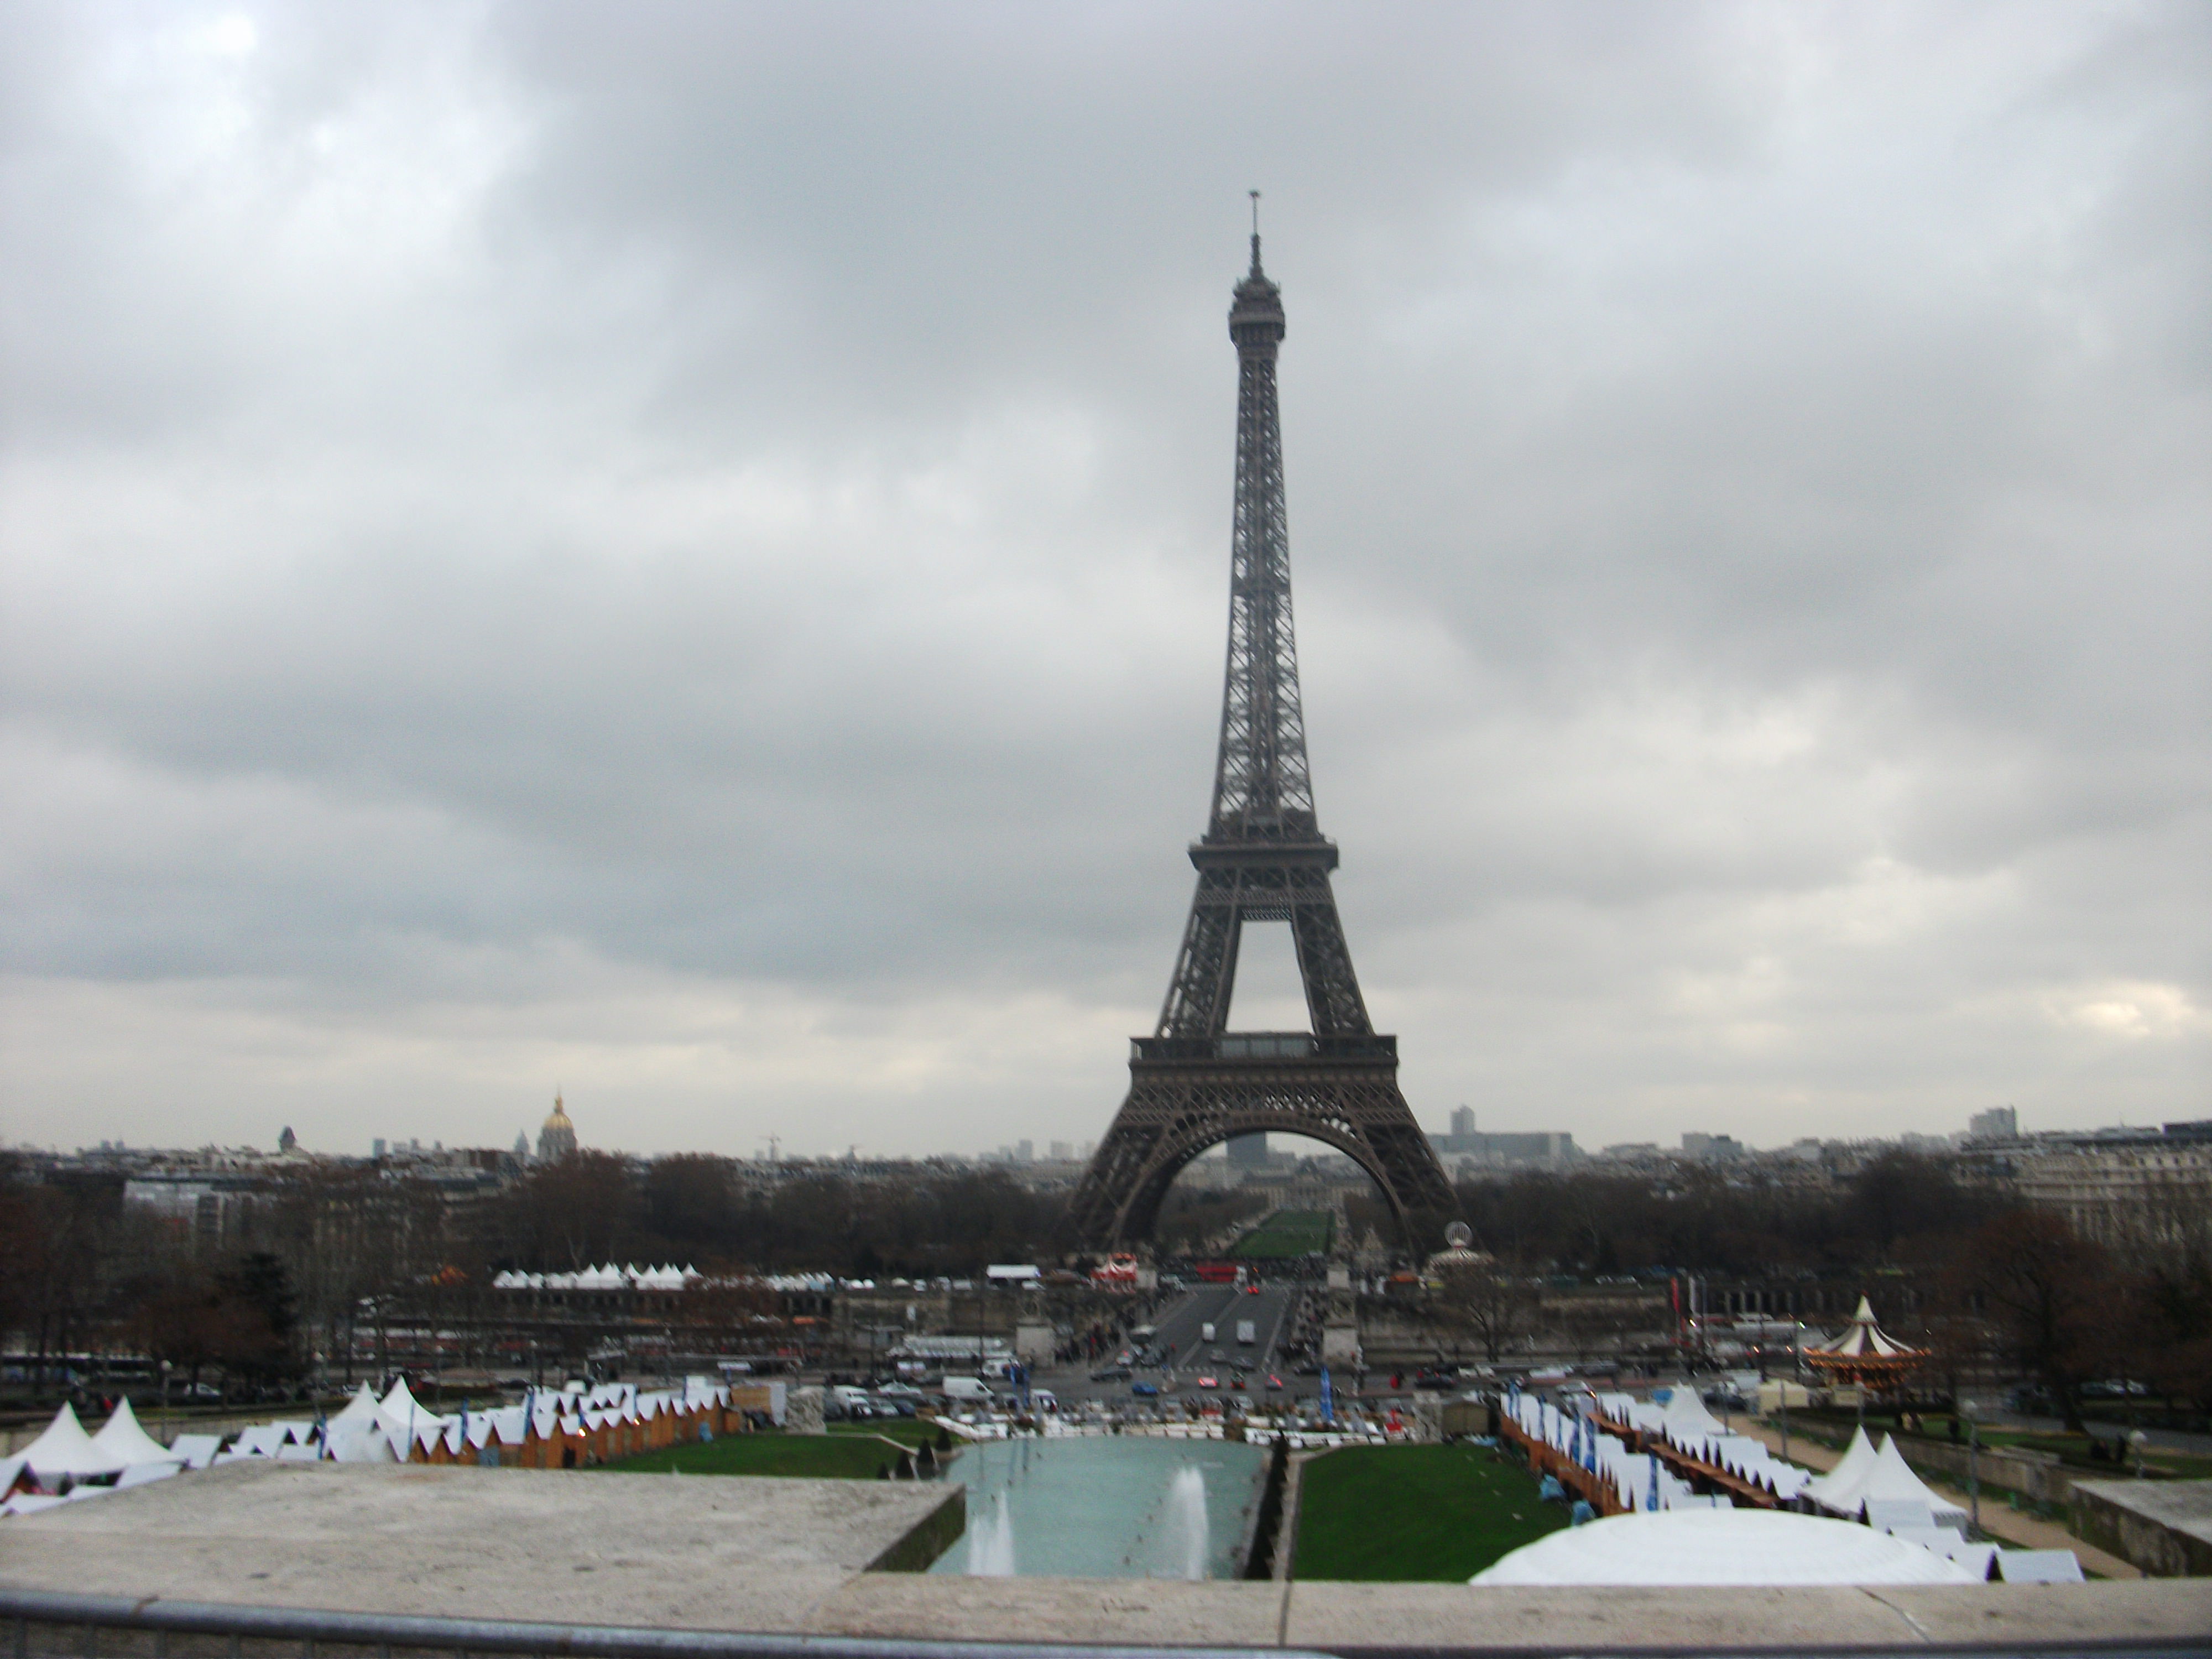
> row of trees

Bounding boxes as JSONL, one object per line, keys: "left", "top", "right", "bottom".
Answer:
{"left": 7, "top": 1146, "right": 2203, "bottom": 1423}
{"left": 1400, "top": 1155, "right": 2212, "bottom": 1427}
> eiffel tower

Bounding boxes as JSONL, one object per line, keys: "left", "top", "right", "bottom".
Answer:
{"left": 1070, "top": 225, "right": 1454, "bottom": 1247}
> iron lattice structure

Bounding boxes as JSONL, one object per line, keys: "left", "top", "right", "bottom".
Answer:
{"left": 1070, "top": 235, "right": 1454, "bottom": 1246}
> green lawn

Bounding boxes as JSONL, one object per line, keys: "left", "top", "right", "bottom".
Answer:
{"left": 1293, "top": 1444, "right": 1566, "bottom": 1581}
{"left": 602, "top": 1431, "right": 920, "bottom": 1480}
{"left": 829, "top": 1420, "right": 951, "bottom": 1451}
{"left": 1233, "top": 1209, "right": 1334, "bottom": 1259}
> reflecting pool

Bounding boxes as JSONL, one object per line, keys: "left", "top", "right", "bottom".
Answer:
{"left": 929, "top": 1436, "right": 1267, "bottom": 1579}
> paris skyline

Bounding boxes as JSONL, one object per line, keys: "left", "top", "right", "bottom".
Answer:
{"left": 3, "top": 4, "right": 2206, "bottom": 1160}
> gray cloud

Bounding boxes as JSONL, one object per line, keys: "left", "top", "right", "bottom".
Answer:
{"left": 3, "top": 1, "right": 2206, "bottom": 1157}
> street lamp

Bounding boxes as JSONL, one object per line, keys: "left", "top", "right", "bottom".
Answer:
{"left": 1960, "top": 1398, "right": 1981, "bottom": 1537}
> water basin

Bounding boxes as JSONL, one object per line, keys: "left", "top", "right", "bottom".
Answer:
{"left": 931, "top": 1435, "right": 1266, "bottom": 1579}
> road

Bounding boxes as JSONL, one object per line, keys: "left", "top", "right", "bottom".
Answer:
{"left": 1032, "top": 1281, "right": 1315, "bottom": 1409}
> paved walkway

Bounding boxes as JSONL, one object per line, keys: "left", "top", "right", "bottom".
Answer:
{"left": 2005, "top": 1413, "right": 2212, "bottom": 1458}
{"left": 1739, "top": 1418, "right": 2141, "bottom": 1579}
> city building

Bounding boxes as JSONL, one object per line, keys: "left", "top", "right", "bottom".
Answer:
{"left": 1965, "top": 1105, "right": 2018, "bottom": 1142}
{"left": 1993, "top": 1121, "right": 2212, "bottom": 1251}
{"left": 1430, "top": 1112, "right": 1582, "bottom": 1170}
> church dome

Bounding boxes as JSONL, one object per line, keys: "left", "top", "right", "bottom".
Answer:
{"left": 536, "top": 1092, "right": 578, "bottom": 1161}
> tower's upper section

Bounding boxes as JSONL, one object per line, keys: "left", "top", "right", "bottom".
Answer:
{"left": 1206, "top": 234, "right": 1319, "bottom": 845}
{"left": 1228, "top": 236, "right": 1286, "bottom": 352}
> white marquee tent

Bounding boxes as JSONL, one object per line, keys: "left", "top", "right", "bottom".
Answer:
{"left": 1802, "top": 1425, "right": 1878, "bottom": 1513}
{"left": 1851, "top": 1434, "right": 1969, "bottom": 1529}
{"left": 90, "top": 1399, "right": 180, "bottom": 1468}
{"left": 1472, "top": 1509, "right": 1975, "bottom": 1586}
{"left": 17, "top": 1404, "right": 126, "bottom": 1483}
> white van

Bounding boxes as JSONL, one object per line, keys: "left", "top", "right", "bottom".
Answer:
{"left": 1201, "top": 1322, "right": 1217, "bottom": 1343}
{"left": 940, "top": 1376, "right": 993, "bottom": 1403}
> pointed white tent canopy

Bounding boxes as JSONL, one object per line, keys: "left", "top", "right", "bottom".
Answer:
{"left": 1804, "top": 1425, "right": 1879, "bottom": 1514}
{"left": 19, "top": 1404, "right": 127, "bottom": 1481}
{"left": 91, "top": 1399, "right": 179, "bottom": 1468}
{"left": 1658, "top": 1387, "right": 1729, "bottom": 1442}
{"left": 1855, "top": 1434, "right": 1968, "bottom": 1528}
{"left": 380, "top": 1378, "right": 428, "bottom": 1420}
{"left": 331, "top": 1383, "right": 383, "bottom": 1430}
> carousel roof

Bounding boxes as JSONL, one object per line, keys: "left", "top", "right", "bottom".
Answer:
{"left": 1805, "top": 1296, "right": 1926, "bottom": 1364}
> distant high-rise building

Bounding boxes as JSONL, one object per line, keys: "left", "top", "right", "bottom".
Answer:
{"left": 1450, "top": 1105, "right": 1475, "bottom": 1139}
{"left": 1967, "top": 1105, "right": 2018, "bottom": 1142}
{"left": 1016, "top": 1139, "right": 1034, "bottom": 1163}
{"left": 1225, "top": 1133, "right": 1269, "bottom": 1167}
{"left": 1682, "top": 1132, "right": 1744, "bottom": 1162}
{"left": 1049, "top": 1141, "right": 1073, "bottom": 1161}
{"left": 537, "top": 1092, "right": 578, "bottom": 1161}
{"left": 372, "top": 1138, "right": 387, "bottom": 1160}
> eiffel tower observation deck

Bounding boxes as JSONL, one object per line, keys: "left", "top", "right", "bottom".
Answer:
{"left": 1071, "top": 221, "right": 1455, "bottom": 1246}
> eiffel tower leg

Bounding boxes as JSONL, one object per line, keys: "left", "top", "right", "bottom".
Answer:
{"left": 1070, "top": 1058, "right": 1454, "bottom": 1248}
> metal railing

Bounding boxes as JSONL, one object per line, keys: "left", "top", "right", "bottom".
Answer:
{"left": 0, "top": 1592, "right": 1311, "bottom": 1659}
{"left": 6, "top": 1588, "right": 2209, "bottom": 1659}
{"left": 1129, "top": 1035, "right": 1395, "bottom": 1064}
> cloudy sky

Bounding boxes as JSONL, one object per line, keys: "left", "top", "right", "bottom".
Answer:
{"left": 3, "top": 2, "right": 2206, "bottom": 1161}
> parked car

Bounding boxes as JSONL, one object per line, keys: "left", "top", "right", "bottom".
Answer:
{"left": 1131, "top": 1381, "right": 1160, "bottom": 1398}
{"left": 1197, "top": 1374, "right": 1219, "bottom": 1389}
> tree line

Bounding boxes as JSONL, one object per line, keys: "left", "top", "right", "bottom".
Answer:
{"left": 7, "top": 1146, "right": 2203, "bottom": 1425}
{"left": 1378, "top": 1151, "right": 2211, "bottom": 1428}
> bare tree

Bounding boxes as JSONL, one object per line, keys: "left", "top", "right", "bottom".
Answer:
{"left": 1430, "top": 1251, "right": 1537, "bottom": 1365}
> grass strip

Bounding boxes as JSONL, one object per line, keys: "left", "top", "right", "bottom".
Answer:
{"left": 1293, "top": 1444, "right": 1566, "bottom": 1581}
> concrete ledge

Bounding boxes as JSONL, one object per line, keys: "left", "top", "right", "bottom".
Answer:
{"left": 1287, "top": 1583, "right": 1919, "bottom": 1653}
{"left": 809, "top": 1577, "right": 1288, "bottom": 1645}
{"left": 0, "top": 1460, "right": 959, "bottom": 1634}
{"left": 6, "top": 1462, "right": 2209, "bottom": 1651}
{"left": 1872, "top": 1580, "right": 2212, "bottom": 1646}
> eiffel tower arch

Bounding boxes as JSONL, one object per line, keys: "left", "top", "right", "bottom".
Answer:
{"left": 1071, "top": 226, "right": 1454, "bottom": 1248}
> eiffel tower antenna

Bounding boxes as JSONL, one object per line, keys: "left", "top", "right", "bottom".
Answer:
{"left": 1071, "top": 232, "right": 1454, "bottom": 1247}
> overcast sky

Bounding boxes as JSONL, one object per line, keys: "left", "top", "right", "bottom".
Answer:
{"left": 3, "top": 2, "right": 2206, "bottom": 1161}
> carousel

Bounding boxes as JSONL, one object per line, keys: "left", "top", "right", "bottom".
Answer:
{"left": 1802, "top": 1296, "right": 1928, "bottom": 1396}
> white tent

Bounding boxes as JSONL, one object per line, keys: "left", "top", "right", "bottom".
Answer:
{"left": 324, "top": 1421, "right": 398, "bottom": 1463}
{"left": 1854, "top": 1434, "right": 1968, "bottom": 1529}
{"left": 330, "top": 1383, "right": 384, "bottom": 1431}
{"left": 0, "top": 1454, "right": 28, "bottom": 1497}
{"left": 115, "top": 1461, "right": 181, "bottom": 1490}
{"left": 1472, "top": 1509, "right": 1974, "bottom": 1586}
{"left": 167, "top": 1434, "right": 223, "bottom": 1470}
{"left": 1657, "top": 1386, "right": 1729, "bottom": 1442}
{"left": 91, "top": 1399, "right": 180, "bottom": 1468}
{"left": 231, "top": 1423, "right": 289, "bottom": 1458}
{"left": 18, "top": 1404, "right": 126, "bottom": 1482}
{"left": 1803, "top": 1425, "right": 1878, "bottom": 1515}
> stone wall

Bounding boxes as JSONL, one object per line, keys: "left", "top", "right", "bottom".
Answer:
{"left": 2072, "top": 1480, "right": 2212, "bottom": 1578}
{"left": 1893, "top": 1436, "right": 2076, "bottom": 1507}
